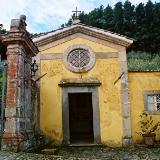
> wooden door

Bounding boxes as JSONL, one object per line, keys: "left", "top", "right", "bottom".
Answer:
{"left": 69, "top": 93, "right": 94, "bottom": 143}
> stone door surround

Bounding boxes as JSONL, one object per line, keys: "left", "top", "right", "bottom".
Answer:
{"left": 59, "top": 79, "right": 101, "bottom": 144}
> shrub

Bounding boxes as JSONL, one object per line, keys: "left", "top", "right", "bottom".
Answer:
{"left": 137, "top": 112, "right": 160, "bottom": 135}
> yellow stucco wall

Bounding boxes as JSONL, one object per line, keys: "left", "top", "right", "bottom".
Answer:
{"left": 41, "top": 37, "right": 117, "bottom": 53}
{"left": 40, "top": 37, "right": 124, "bottom": 146}
{"left": 128, "top": 72, "right": 160, "bottom": 142}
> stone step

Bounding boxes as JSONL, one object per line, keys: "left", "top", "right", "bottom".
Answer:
{"left": 41, "top": 148, "right": 57, "bottom": 155}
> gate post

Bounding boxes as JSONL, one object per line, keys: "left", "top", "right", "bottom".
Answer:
{"left": 1, "top": 15, "right": 38, "bottom": 151}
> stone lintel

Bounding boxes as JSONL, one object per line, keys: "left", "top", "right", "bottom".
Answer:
{"left": 59, "top": 78, "right": 101, "bottom": 87}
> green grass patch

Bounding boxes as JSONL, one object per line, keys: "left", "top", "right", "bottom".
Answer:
{"left": 127, "top": 51, "right": 160, "bottom": 71}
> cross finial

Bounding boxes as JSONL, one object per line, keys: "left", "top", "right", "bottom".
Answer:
{"left": 72, "top": 7, "right": 81, "bottom": 19}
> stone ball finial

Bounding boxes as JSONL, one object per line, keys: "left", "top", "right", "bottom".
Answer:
{"left": 10, "top": 15, "right": 27, "bottom": 31}
{"left": 20, "top": 15, "right": 26, "bottom": 21}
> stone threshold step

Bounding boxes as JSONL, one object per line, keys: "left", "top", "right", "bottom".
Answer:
{"left": 41, "top": 148, "right": 57, "bottom": 155}
{"left": 68, "top": 143, "right": 103, "bottom": 147}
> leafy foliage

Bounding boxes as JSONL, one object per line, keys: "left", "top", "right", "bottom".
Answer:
{"left": 138, "top": 112, "right": 160, "bottom": 135}
{"left": 0, "top": 24, "right": 7, "bottom": 60}
{"left": 0, "top": 24, "right": 6, "bottom": 34}
{"left": 127, "top": 51, "right": 160, "bottom": 71}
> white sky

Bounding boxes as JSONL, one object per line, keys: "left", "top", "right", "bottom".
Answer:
{"left": 0, "top": 0, "right": 159, "bottom": 33}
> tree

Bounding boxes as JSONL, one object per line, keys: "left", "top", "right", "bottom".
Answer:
{"left": 123, "top": 0, "right": 135, "bottom": 37}
{"left": 65, "top": 18, "right": 72, "bottom": 26}
{"left": 144, "top": 0, "right": 155, "bottom": 52}
{"left": 135, "top": 3, "right": 145, "bottom": 26}
{"left": 87, "top": 5, "right": 104, "bottom": 28}
{"left": 134, "top": 3, "right": 146, "bottom": 51}
{"left": 103, "top": 5, "right": 114, "bottom": 31}
{"left": 0, "top": 24, "right": 7, "bottom": 60}
{"left": 79, "top": 11, "right": 89, "bottom": 24}
{"left": 145, "top": 0, "right": 154, "bottom": 26}
{"left": 113, "top": 2, "right": 124, "bottom": 34}
{"left": 151, "top": 2, "right": 160, "bottom": 52}
{"left": 0, "top": 24, "right": 6, "bottom": 34}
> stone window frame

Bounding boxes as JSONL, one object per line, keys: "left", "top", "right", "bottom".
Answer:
{"left": 63, "top": 44, "right": 96, "bottom": 73}
{"left": 143, "top": 90, "right": 160, "bottom": 115}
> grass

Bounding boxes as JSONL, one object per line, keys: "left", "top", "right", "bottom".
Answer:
{"left": 127, "top": 51, "right": 160, "bottom": 71}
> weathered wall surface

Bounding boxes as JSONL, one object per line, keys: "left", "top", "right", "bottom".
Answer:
{"left": 40, "top": 37, "right": 124, "bottom": 146}
{"left": 41, "top": 37, "right": 117, "bottom": 53}
{"left": 128, "top": 72, "right": 160, "bottom": 142}
{"left": 1, "top": 16, "right": 39, "bottom": 151}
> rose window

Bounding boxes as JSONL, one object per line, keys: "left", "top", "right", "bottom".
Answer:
{"left": 64, "top": 45, "right": 96, "bottom": 73}
{"left": 67, "top": 49, "right": 90, "bottom": 68}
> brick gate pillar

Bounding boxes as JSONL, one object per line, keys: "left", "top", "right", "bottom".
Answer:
{"left": 1, "top": 15, "right": 39, "bottom": 151}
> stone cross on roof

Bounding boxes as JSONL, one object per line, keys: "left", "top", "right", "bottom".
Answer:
{"left": 72, "top": 7, "right": 81, "bottom": 19}
{"left": 72, "top": 7, "right": 81, "bottom": 24}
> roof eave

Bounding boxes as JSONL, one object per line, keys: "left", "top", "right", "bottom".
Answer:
{"left": 33, "top": 24, "right": 133, "bottom": 48}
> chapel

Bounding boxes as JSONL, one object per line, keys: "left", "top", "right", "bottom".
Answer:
{"left": 0, "top": 15, "right": 160, "bottom": 151}
{"left": 33, "top": 18, "right": 160, "bottom": 146}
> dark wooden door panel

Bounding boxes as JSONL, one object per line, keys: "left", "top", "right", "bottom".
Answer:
{"left": 69, "top": 93, "right": 94, "bottom": 143}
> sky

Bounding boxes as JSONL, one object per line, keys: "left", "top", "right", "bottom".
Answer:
{"left": 0, "top": 0, "right": 159, "bottom": 33}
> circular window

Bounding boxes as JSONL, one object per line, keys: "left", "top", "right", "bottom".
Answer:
{"left": 64, "top": 45, "right": 95, "bottom": 73}
{"left": 68, "top": 49, "right": 90, "bottom": 68}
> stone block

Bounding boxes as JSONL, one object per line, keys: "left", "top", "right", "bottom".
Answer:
{"left": 4, "top": 118, "right": 16, "bottom": 133}
{"left": 5, "top": 108, "right": 16, "bottom": 117}
{"left": 41, "top": 149, "right": 57, "bottom": 155}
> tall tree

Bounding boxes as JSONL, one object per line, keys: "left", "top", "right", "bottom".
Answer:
{"left": 134, "top": 3, "right": 146, "bottom": 51}
{"left": 151, "top": 2, "right": 160, "bottom": 52}
{"left": 135, "top": 3, "right": 145, "bottom": 26}
{"left": 145, "top": 0, "right": 154, "bottom": 26}
{"left": 0, "top": 24, "right": 7, "bottom": 60}
{"left": 123, "top": 0, "right": 135, "bottom": 37}
{"left": 88, "top": 5, "right": 104, "bottom": 28}
{"left": 0, "top": 24, "right": 6, "bottom": 34}
{"left": 103, "top": 5, "right": 114, "bottom": 31}
{"left": 79, "top": 11, "right": 89, "bottom": 24}
{"left": 144, "top": 0, "right": 154, "bottom": 52}
{"left": 113, "top": 2, "right": 124, "bottom": 34}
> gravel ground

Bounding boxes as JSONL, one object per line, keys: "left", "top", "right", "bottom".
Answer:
{"left": 0, "top": 145, "right": 160, "bottom": 160}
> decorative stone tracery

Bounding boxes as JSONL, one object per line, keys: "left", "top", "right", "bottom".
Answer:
{"left": 68, "top": 49, "right": 90, "bottom": 68}
{"left": 63, "top": 44, "right": 95, "bottom": 73}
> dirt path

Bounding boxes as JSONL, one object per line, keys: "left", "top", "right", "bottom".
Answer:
{"left": 0, "top": 145, "right": 160, "bottom": 160}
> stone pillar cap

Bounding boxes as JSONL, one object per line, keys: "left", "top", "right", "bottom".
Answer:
{"left": 10, "top": 14, "right": 27, "bottom": 31}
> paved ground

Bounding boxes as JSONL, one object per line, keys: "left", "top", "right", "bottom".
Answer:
{"left": 0, "top": 145, "right": 160, "bottom": 160}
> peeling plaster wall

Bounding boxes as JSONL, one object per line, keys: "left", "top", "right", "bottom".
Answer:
{"left": 40, "top": 37, "right": 124, "bottom": 146}
{"left": 128, "top": 72, "right": 160, "bottom": 142}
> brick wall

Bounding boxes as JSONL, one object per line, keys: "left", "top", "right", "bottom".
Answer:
{"left": 1, "top": 15, "right": 39, "bottom": 151}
